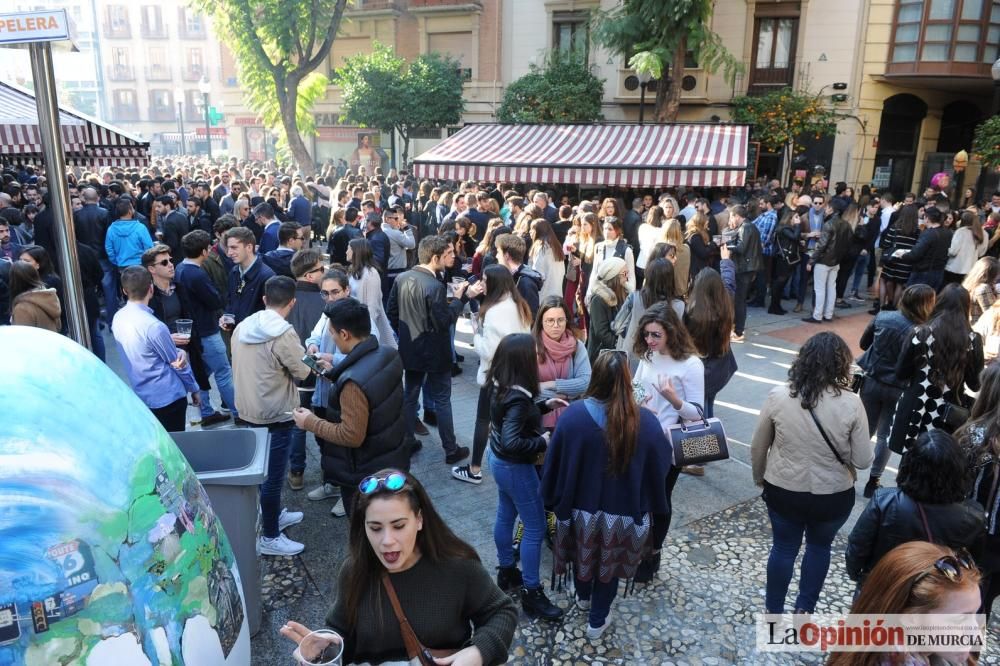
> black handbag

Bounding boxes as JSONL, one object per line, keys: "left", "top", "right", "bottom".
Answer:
{"left": 808, "top": 408, "right": 857, "bottom": 482}
{"left": 665, "top": 402, "right": 730, "bottom": 466}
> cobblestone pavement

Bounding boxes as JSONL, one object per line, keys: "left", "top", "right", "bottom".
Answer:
{"left": 101, "top": 299, "right": 1000, "bottom": 664}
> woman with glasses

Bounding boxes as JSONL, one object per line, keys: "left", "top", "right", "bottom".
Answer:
{"left": 828, "top": 542, "right": 981, "bottom": 666}
{"left": 487, "top": 333, "right": 567, "bottom": 621}
{"left": 631, "top": 302, "right": 704, "bottom": 581}
{"left": 533, "top": 296, "right": 591, "bottom": 429}
{"left": 614, "top": 258, "right": 685, "bottom": 370}
{"left": 346, "top": 237, "right": 396, "bottom": 349}
{"left": 540, "top": 350, "right": 671, "bottom": 640}
{"left": 281, "top": 469, "right": 518, "bottom": 665}
{"left": 846, "top": 430, "right": 983, "bottom": 588}
{"left": 752, "top": 332, "right": 872, "bottom": 614}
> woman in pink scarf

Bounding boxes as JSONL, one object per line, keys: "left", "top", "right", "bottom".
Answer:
{"left": 533, "top": 296, "right": 592, "bottom": 429}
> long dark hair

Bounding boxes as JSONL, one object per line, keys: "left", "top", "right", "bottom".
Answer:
{"left": 633, "top": 301, "right": 697, "bottom": 361}
{"left": 343, "top": 469, "right": 479, "bottom": 630}
{"left": 640, "top": 258, "right": 676, "bottom": 308}
{"left": 924, "top": 283, "right": 972, "bottom": 391}
{"left": 685, "top": 267, "right": 733, "bottom": 358}
{"left": 18, "top": 244, "right": 55, "bottom": 277}
{"left": 532, "top": 296, "right": 580, "bottom": 361}
{"left": 8, "top": 260, "right": 45, "bottom": 302}
{"left": 478, "top": 264, "right": 531, "bottom": 327}
{"left": 585, "top": 350, "right": 638, "bottom": 476}
{"left": 788, "top": 332, "right": 853, "bottom": 409}
{"left": 896, "top": 431, "right": 971, "bottom": 503}
{"left": 348, "top": 237, "right": 378, "bottom": 280}
{"left": 485, "top": 333, "right": 540, "bottom": 398}
{"left": 895, "top": 204, "right": 919, "bottom": 237}
{"left": 530, "top": 218, "right": 564, "bottom": 262}
{"left": 957, "top": 363, "right": 1000, "bottom": 461}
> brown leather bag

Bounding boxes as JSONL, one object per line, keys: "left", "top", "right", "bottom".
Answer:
{"left": 380, "top": 574, "right": 459, "bottom": 666}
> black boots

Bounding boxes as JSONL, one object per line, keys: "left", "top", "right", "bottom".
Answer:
{"left": 521, "top": 586, "right": 564, "bottom": 621}
{"left": 863, "top": 475, "right": 881, "bottom": 499}
{"left": 633, "top": 551, "right": 662, "bottom": 583}
{"left": 496, "top": 565, "right": 522, "bottom": 593}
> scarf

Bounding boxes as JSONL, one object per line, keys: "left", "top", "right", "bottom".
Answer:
{"left": 539, "top": 332, "right": 577, "bottom": 427}
{"left": 589, "top": 279, "right": 619, "bottom": 308}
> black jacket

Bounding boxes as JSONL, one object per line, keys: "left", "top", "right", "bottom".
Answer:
{"left": 812, "top": 215, "right": 852, "bottom": 267}
{"left": 387, "top": 266, "right": 464, "bottom": 373}
{"left": 73, "top": 203, "right": 109, "bottom": 258}
{"left": 227, "top": 256, "right": 276, "bottom": 325}
{"left": 845, "top": 488, "right": 984, "bottom": 582}
{"left": 262, "top": 247, "right": 295, "bottom": 278}
{"left": 328, "top": 224, "right": 362, "bottom": 266}
{"left": 730, "top": 220, "right": 763, "bottom": 274}
{"left": 162, "top": 209, "right": 191, "bottom": 265}
{"left": 488, "top": 386, "right": 548, "bottom": 465}
{"left": 904, "top": 226, "right": 952, "bottom": 272}
{"left": 175, "top": 261, "right": 224, "bottom": 338}
{"left": 321, "top": 336, "right": 409, "bottom": 485}
{"left": 287, "top": 280, "right": 325, "bottom": 346}
{"left": 858, "top": 310, "right": 916, "bottom": 389}
{"left": 513, "top": 265, "right": 544, "bottom": 317}
{"left": 775, "top": 224, "right": 801, "bottom": 266}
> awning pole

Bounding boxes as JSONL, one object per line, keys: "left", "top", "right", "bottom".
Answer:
{"left": 29, "top": 41, "right": 91, "bottom": 349}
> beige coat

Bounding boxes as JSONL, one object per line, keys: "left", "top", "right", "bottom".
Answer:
{"left": 12, "top": 288, "right": 61, "bottom": 332}
{"left": 751, "top": 385, "right": 872, "bottom": 494}
{"left": 232, "top": 309, "right": 311, "bottom": 425}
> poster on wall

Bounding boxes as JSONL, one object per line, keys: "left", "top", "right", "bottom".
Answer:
{"left": 314, "top": 127, "right": 390, "bottom": 175}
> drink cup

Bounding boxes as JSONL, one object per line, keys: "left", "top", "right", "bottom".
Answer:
{"left": 293, "top": 630, "right": 343, "bottom": 666}
{"left": 221, "top": 313, "right": 236, "bottom": 329}
{"left": 176, "top": 319, "right": 193, "bottom": 340}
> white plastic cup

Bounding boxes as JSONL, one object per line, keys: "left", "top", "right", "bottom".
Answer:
{"left": 293, "top": 629, "right": 344, "bottom": 666}
{"left": 176, "top": 319, "right": 193, "bottom": 340}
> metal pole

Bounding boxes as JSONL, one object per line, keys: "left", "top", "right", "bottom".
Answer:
{"left": 178, "top": 102, "right": 186, "bottom": 155}
{"left": 203, "top": 91, "right": 212, "bottom": 159}
{"left": 638, "top": 83, "right": 646, "bottom": 125}
{"left": 29, "top": 41, "right": 91, "bottom": 349}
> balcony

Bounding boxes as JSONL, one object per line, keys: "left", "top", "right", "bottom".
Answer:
{"left": 149, "top": 106, "right": 176, "bottom": 122}
{"left": 141, "top": 23, "right": 167, "bottom": 39}
{"left": 112, "top": 105, "right": 140, "bottom": 122}
{"left": 347, "top": 0, "right": 403, "bottom": 15}
{"left": 181, "top": 65, "right": 205, "bottom": 82}
{"left": 107, "top": 64, "right": 135, "bottom": 81}
{"left": 102, "top": 22, "right": 131, "bottom": 39}
{"left": 408, "top": 0, "right": 481, "bottom": 9}
{"left": 179, "top": 24, "right": 206, "bottom": 40}
{"left": 145, "top": 65, "right": 173, "bottom": 81}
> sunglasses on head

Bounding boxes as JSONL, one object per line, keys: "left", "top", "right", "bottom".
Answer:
{"left": 910, "top": 548, "right": 976, "bottom": 591}
{"left": 358, "top": 471, "right": 407, "bottom": 495}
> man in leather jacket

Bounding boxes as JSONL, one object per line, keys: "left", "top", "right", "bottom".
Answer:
{"left": 803, "top": 197, "right": 852, "bottom": 323}
{"left": 726, "top": 205, "right": 762, "bottom": 342}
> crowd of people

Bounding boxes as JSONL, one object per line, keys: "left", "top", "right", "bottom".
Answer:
{"left": 3, "top": 153, "right": 1000, "bottom": 663}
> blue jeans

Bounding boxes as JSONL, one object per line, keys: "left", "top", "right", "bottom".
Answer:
{"left": 766, "top": 506, "right": 851, "bottom": 613}
{"left": 850, "top": 253, "right": 870, "bottom": 296}
{"left": 88, "top": 315, "right": 106, "bottom": 362}
{"left": 404, "top": 370, "right": 457, "bottom": 452}
{"left": 490, "top": 450, "right": 546, "bottom": 589}
{"left": 260, "top": 423, "right": 293, "bottom": 538}
{"left": 576, "top": 577, "right": 619, "bottom": 628}
{"left": 861, "top": 379, "right": 901, "bottom": 478}
{"left": 100, "top": 259, "right": 120, "bottom": 321}
{"left": 198, "top": 332, "right": 237, "bottom": 418}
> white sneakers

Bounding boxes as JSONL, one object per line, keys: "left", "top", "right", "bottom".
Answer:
{"left": 307, "top": 483, "right": 339, "bottom": 501}
{"left": 258, "top": 508, "right": 305, "bottom": 556}
{"left": 586, "top": 613, "right": 613, "bottom": 640}
{"left": 331, "top": 497, "right": 346, "bottom": 517}
{"left": 278, "top": 508, "right": 303, "bottom": 531}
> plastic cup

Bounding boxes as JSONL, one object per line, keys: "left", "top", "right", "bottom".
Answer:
{"left": 293, "top": 630, "right": 343, "bottom": 666}
{"left": 176, "top": 319, "right": 193, "bottom": 340}
{"left": 221, "top": 313, "right": 236, "bottom": 328}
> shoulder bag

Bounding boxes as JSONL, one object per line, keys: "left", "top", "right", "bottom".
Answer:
{"left": 381, "top": 574, "right": 458, "bottom": 666}
{"left": 808, "top": 408, "right": 857, "bottom": 482}
{"left": 665, "top": 402, "right": 730, "bottom": 466}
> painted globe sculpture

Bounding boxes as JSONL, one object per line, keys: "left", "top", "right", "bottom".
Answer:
{"left": 0, "top": 326, "right": 250, "bottom": 664}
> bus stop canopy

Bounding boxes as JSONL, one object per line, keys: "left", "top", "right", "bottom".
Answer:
{"left": 411, "top": 122, "right": 750, "bottom": 188}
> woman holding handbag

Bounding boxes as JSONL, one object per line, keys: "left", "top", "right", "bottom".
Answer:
{"left": 751, "top": 332, "right": 872, "bottom": 614}
{"left": 280, "top": 469, "right": 517, "bottom": 665}
{"left": 631, "top": 302, "right": 704, "bottom": 582}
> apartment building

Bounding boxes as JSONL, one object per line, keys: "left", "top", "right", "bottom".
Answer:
{"left": 221, "top": 0, "right": 503, "bottom": 167}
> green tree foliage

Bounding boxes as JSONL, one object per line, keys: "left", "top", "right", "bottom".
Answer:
{"left": 973, "top": 115, "right": 1000, "bottom": 171}
{"left": 592, "top": 0, "right": 743, "bottom": 121}
{"left": 731, "top": 87, "right": 838, "bottom": 182}
{"left": 496, "top": 50, "right": 604, "bottom": 124}
{"left": 335, "top": 43, "right": 465, "bottom": 167}
{"left": 189, "top": 0, "right": 348, "bottom": 171}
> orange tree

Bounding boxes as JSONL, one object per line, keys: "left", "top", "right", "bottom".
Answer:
{"left": 973, "top": 115, "right": 1000, "bottom": 171}
{"left": 731, "top": 87, "right": 838, "bottom": 184}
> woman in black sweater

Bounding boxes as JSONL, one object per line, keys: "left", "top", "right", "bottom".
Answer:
{"left": 281, "top": 470, "right": 517, "bottom": 665}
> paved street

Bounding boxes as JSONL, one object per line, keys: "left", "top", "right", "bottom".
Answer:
{"left": 103, "top": 299, "right": 1000, "bottom": 664}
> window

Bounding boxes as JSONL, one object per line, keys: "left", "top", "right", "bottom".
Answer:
{"left": 105, "top": 5, "right": 130, "bottom": 37}
{"left": 185, "top": 90, "right": 203, "bottom": 121}
{"left": 179, "top": 8, "right": 204, "bottom": 37}
{"left": 141, "top": 6, "right": 164, "bottom": 37}
{"left": 111, "top": 48, "right": 129, "bottom": 67}
{"left": 890, "top": 0, "right": 1000, "bottom": 66}
{"left": 114, "top": 90, "right": 136, "bottom": 108}
{"left": 184, "top": 48, "right": 204, "bottom": 80}
{"left": 749, "top": 15, "right": 799, "bottom": 93}
{"left": 110, "top": 48, "right": 132, "bottom": 80}
{"left": 150, "top": 90, "right": 172, "bottom": 110}
{"left": 553, "top": 11, "right": 589, "bottom": 58}
{"left": 427, "top": 32, "right": 474, "bottom": 76}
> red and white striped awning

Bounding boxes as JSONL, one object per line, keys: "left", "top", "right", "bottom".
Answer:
{"left": 411, "top": 123, "right": 750, "bottom": 188}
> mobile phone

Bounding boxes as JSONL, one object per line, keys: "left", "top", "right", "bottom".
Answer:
{"left": 301, "top": 354, "right": 322, "bottom": 373}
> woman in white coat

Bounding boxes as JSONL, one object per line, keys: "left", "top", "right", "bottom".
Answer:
{"left": 944, "top": 210, "right": 989, "bottom": 286}
{"left": 346, "top": 238, "right": 397, "bottom": 348}
{"left": 529, "top": 218, "right": 566, "bottom": 301}
{"left": 588, "top": 216, "right": 636, "bottom": 304}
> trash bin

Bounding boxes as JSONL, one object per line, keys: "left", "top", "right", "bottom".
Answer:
{"left": 170, "top": 428, "right": 269, "bottom": 636}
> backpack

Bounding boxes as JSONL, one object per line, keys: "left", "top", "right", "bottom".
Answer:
{"left": 601, "top": 239, "right": 629, "bottom": 261}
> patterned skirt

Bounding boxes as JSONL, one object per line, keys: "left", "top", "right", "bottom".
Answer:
{"left": 553, "top": 509, "right": 653, "bottom": 583}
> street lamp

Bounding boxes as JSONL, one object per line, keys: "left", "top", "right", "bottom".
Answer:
{"left": 637, "top": 71, "right": 652, "bottom": 125}
{"left": 173, "top": 87, "right": 186, "bottom": 155}
{"left": 992, "top": 57, "right": 1000, "bottom": 117}
{"left": 198, "top": 76, "right": 212, "bottom": 160}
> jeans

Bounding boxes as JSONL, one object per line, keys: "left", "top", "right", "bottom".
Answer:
{"left": 490, "top": 450, "right": 546, "bottom": 589}
{"left": 765, "top": 505, "right": 852, "bottom": 613}
{"left": 651, "top": 465, "right": 682, "bottom": 550}
{"left": 907, "top": 270, "right": 943, "bottom": 291}
{"left": 861, "top": 378, "right": 901, "bottom": 478}
{"left": 850, "top": 253, "right": 870, "bottom": 296}
{"left": 100, "top": 259, "right": 120, "bottom": 321}
{"left": 576, "top": 576, "right": 619, "bottom": 628}
{"left": 734, "top": 272, "right": 755, "bottom": 336}
{"left": 404, "top": 370, "right": 457, "bottom": 453}
{"left": 289, "top": 390, "right": 313, "bottom": 474}
{"left": 88, "top": 315, "right": 106, "bottom": 362}
{"left": 472, "top": 384, "right": 493, "bottom": 468}
{"left": 794, "top": 258, "right": 812, "bottom": 306}
{"left": 260, "top": 422, "right": 293, "bottom": 538}
{"left": 152, "top": 396, "right": 188, "bottom": 432}
{"left": 812, "top": 264, "right": 839, "bottom": 321}
{"left": 198, "top": 332, "right": 238, "bottom": 419}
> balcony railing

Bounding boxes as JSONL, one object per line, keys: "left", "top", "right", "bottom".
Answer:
{"left": 112, "top": 106, "right": 140, "bottom": 122}
{"left": 145, "top": 65, "right": 173, "bottom": 81}
{"left": 107, "top": 64, "right": 135, "bottom": 81}
{"left": 179, "top": 24, "right": 206, "bottom": 39}
{"left": 141, "top": 23, "right": 167, "bottom": 39}
{"left": 181, "top": 66, "right": 204, "bottom": 82}
{"left": 149, "top": 106, "right": 176, "bottom": 122}
{"left": 102, "top": 22, "right": 131, "bottom": 39}
{"left": 408, "top": 0, "right": 481, "bottom": 8}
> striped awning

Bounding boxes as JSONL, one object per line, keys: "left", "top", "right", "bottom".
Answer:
{"left": 0, "top": 80, "right": 150, "bottom": 168}
{"left": 411, "top": 123, "right": 751, "bottom": 188}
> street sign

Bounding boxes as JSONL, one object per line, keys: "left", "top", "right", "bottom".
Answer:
{"left": 208, "top": 106, "right": 224, "bottom": 126}
{"left": 873, "top": 166, "right": 891, "bottom": 189}
{"left": 196, "top": 127, "right": 227, "bottom": 137}
{"left": 0, "top": 10, "right": 71, "bottom": 45}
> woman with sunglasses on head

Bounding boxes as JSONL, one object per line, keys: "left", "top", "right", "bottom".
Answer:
{"left": 281, "top": 469, "right": 518, "bottom": 666}
{"left": 751, "top": 332, "right": 872, "bottom": 614}
{"left": 487, "top": 333, "right": 568, "bottom": 621}
{"left": 846, "top": 430, "right": 984, "bottom": 589}
{"left": 630, "top": 302, "right": 704, "bottom": 581}
{"left": 828, "top": 542, "right": 981, "bottom": 666}
{"left": 540, "top": 350, "right": 671, "bottom": 640}
{"left": 347, "top": 237, "right": 396, "bottom": 349}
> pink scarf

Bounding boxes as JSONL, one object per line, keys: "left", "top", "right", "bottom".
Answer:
{"left": 538, "top": 332, "right": 577, "bottom": 427}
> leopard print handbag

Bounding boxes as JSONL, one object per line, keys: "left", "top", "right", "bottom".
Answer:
{"left": 665, "top": 402, "right": 730, "bottom": 466}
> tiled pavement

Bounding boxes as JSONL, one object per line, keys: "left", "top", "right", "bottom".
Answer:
{"left": 99, "top": 294, "right": 1000, "bottom": 664}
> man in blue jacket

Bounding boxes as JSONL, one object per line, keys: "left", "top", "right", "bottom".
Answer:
{"left": 105, "top": 199, "right": 154, "bottom": 320}
{"left": 177, "top": 229, "right": 237, "bottom": 427}
{"left": 223, "top": 225, "right": 275, "bottom": 327}
{"left": 263, "top": 222, "right": 304, "bottom": 278}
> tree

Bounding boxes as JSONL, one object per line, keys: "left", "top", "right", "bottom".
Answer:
{"left": 336, "top": 43, "right": 465, "bottom": 167}
{"left": 189, "top": 0, "right": 349, "bottom": 171}
{"left": 731, "top": 87, "right": 839, "bottom": 184}
{"left": 496, "top": 50, "right": 605, "bottom": 124}
{"left": 592, "top": 0, "right": 743, "bottom": 122}
{"left": 973, "top": 115, "right": 1000, "bottom": 171}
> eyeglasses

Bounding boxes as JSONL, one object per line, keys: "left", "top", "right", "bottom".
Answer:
{"left": 642, "top": 330, "right": 664, "bottom": 340}
{"left": 154, "top": 259, "right": 171, "bottom": 267}
{"left": 305, "top": 265, "right": 325, "bottom": 276}
{"left": 320, "top": 288, "right": 344, "bottom": 299}
{"left": 813, "top": 201, "right": 825, "bottom": 206}
{"left": 359, "top": 471, "right": 407, "bottom": 495}
{"left": 542, "top": 317, "right": 567, "bottom": 326}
